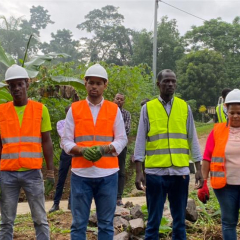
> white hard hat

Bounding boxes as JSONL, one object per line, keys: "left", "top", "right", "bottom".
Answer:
{"left": 5, "top": 64, "right": 29, "bottom": 81}
{"left": 84, "top": 64, "right": 108, "bottom": 81}
{"left": 225, "top": 89, "right": 240, "bottom": 104}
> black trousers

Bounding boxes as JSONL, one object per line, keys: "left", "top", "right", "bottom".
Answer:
{"left": 117, "top": 147, "right": 127, "bottom": 200}
{"left": 54, "top": 149, "right": 72, "bottom": 205}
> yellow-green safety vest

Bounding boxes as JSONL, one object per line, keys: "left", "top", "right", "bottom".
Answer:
{"left": 145, "top": 97, "right": 190, "bottom": 168}
{"left": 216, "top": 104, "right": 227, "bottom": 123}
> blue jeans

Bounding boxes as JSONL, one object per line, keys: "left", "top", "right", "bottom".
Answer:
{"left": 145, "top": 174, "right": 189, "bottom": 240}
{"left": 54, "top": 150, "right": 72, "bottom": 205}
{"left": 70, "top": 172, "right": 118, "bottom": 240}
{"left": 214, "top": 185, "right": 240, "bottom": 240}
{"left": 0, "top": 170, "right": 49, "bottom": 240}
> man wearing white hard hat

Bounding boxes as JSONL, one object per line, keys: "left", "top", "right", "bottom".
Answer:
{"left": 62, "top": 63, "right": 128, "bottom": 240}
{"left": 0, "top": 64, "right": 54, "bottom": 240}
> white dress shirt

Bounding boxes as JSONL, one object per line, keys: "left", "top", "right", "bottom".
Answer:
{"left": 61, "top": 97, "right": 128, "bottom": 178}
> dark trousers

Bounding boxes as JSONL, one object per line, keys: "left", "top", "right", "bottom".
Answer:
{"left": 53, "top": 149, "right": 72, "bottom": 205}
{"left": 145, "top": 174, "right": 189, "bottom": 240}
{"left": 117, "top": 147, "right": 127, "bottom": 200}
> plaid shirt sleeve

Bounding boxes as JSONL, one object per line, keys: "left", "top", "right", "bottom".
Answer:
{"left": 121, "top": 109, "right": 131, "bottom": 136}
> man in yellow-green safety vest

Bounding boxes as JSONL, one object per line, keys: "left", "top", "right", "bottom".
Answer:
{"left": 216, "top": 88, "right": 231, "bottom": 123}
{"left": 133, "top": 69, "right": 203, "bottom": 240}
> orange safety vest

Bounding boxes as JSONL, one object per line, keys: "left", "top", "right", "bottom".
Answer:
{"left": 210, "top": 123, "right": 229, "bottom": 189}
{"left": 0, "top": 100, "right": 43, "bottom": 171}
{"left": 71, "top": 100, "right": 118, "bottom": 169}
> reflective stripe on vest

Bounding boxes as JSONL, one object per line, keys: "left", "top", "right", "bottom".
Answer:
{"left": 211, "top": 157, "right": 224, "bottom": 163}
{"left": 210, "top": 123, "right": 229, "bottom": 189}
{"left": 145, "top": 97, "right": 190, "bottom": 168}
{"left": 1, "top": 152, "right": 42, "bottom": 160}
{"left": 2, "top": 136, "right": 41, "bottom": 145}
{"left": 210, "top": 171, "right": 225, "bottom": 177}
{"left": 71, "top": 100, "right": 118, "bottom": 169}
{"left": 147, "top": 133, "right": 187, "bottom": 142}
{"left": 216, "top": 104, "right": 226, "bottom": 123}
{"left": 146, "top": 148, "right": 189, "bottom": 156}
{"left": 74, "top": 135, "right": 114, "bottom": 143}
{"left": 0, "top": 100, "right": 43, "bottom": 171}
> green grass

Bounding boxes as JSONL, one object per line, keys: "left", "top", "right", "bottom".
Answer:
{"left": 196, "top": 122, "right": 214, "bottom": 137}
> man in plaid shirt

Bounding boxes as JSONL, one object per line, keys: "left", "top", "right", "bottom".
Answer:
{"left": 114, "top": 93, "right": 131, "bottom": 206}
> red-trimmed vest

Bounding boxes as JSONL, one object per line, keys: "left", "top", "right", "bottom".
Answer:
{"left": 71, "top": 100, "right": 118, "bottom": 169}
{"left": 210, "top": 123, "right": 229, "bottom": 189}
{"left": 0, "top": 100, "right": 43, "bottom": 171}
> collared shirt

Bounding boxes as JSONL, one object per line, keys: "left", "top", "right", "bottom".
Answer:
{"left": 61, "top": 97, "right": 128, "bottom": 178}
{"left": 57, "top": 119, "right": 65, "bottom": 149}
{"left": 121, "top": 108, "right": 131, "bottom": 136}
{"left": 134, "top": 96, "right": 202, "bottom": 176}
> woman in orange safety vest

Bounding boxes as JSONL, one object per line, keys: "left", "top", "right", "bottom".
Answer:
{"left": 198, "top": 89, "right": 240, "bottom": 240}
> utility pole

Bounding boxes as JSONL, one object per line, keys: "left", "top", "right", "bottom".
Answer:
{"left": 152, "top": 0, "right": 159, "bottom": 90}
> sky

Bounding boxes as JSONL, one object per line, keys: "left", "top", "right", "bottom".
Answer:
{"left": 1, "top": 0, "right": 240, "bottom": 43}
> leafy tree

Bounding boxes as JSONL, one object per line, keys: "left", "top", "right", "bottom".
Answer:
{"left": 0, "top": 6, "right": 54, "bottom": 60}
{"left": 28, "top": 6, "right": 54, "bottom": 30}
{"left": 186, "top": 99, "right": 197, "bottom": 113}
{"left": 77, "top": 5, "right": 133, "bottom": 65}
{"left": 40, "top": 29, "right": 83, "bottom": 62}
{"left": 156, "top": 16, "right": 184, "bottom": 72}
{"left": 131, "top": 16, "right": 184, "bottom": 72}
{"left": 131, "top": 29, "right": 153, "bottom": 68}
{"left": 184, "top": 17, "right": 240, "bottom": 87}
{"left": 0, "top": 16, "right": 25, "bottom": 60}
{"left": 176, "top": 49, "right": 227, "bottom": 108}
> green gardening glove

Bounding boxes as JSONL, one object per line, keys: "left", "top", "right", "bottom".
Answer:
{"left": 83, "top": 147, "right": 97, "bottom": 161}
{"left": 91, "top": 146, "right": 105, "bottom": 162}
{"left": 44, "top": 170, "right": 55, "bottom": 196}
{"left": 83, "top": 146, "right": 104, "bottom": 162}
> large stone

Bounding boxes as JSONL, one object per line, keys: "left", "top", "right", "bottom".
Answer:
{"left": 130, "top": 205, "right": 144, "bottom": 219}
{"left": 88, "top": 213, "right": 97, "bottom": 227}
{"left": 129, "top": 218, "right": 144, "bottom": 235}
{"left": 114, "top": 228, "right": 120, "bottom": 236}
{"left": 114, "top": 216, "right": 130, "bottom": 231}
{"left": 113, "top": 231, "right": 129, "bottom": 240}
{"left": 115, "top": 206, "right": 131, "bottom": 218}
{"left": 124, "top": 201, "right": 134, "bottom": 208}
{"left": 185, "top": 198, "right": 198, "bottom": 222}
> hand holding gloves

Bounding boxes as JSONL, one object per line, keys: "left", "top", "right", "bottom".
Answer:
{"left": 80, "top": 145, "right": 110, "bottom": 162}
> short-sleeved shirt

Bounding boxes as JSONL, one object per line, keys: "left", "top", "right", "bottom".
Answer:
{"left": 0, "top": 103, "right": 52, "bottom": 171}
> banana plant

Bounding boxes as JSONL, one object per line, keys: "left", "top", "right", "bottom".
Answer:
{"left": 0, "top": 35, "right": 84, "bottom": 103}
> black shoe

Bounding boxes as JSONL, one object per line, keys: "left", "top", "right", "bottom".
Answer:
{"left": 116, "top": 200, "right": 123, "bottom": 206}
{"left": 68, "top": 203, "right": 71, "bottom": 211}
{"left": 49, "top": 204, "right": 59, "bottom": 213}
